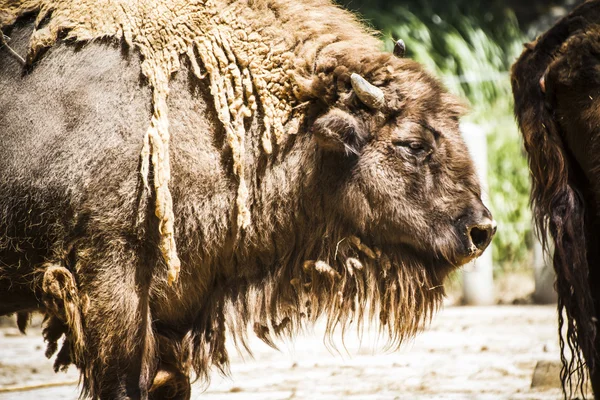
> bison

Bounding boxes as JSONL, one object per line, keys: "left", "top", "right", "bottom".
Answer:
{"left": 0, "top": 0, "right": 495, "bottom": 398}
{"left": 512, "top": 1, "right": 600, "bottom": 397}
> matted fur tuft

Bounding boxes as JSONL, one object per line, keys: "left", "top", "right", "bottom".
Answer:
{"left": 0, "top": 0, "right": 383, "bottom": 285}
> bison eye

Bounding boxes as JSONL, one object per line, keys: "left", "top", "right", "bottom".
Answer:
{"left": 393, "top": 140, "right": 431, "bottom": 157}
{"left": 408, "top": 142, "right": 425, "bottom": 152}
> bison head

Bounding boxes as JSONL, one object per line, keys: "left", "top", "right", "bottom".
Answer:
{"left": 306, "top": 54, "right": 495, "bottom": 280}
{"left": 204, "top": 44, "right": 498, "bottom": 374}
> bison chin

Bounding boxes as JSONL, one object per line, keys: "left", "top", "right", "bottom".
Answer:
{"left": 439, "top": 222, "right": 495, "bottom": 272}
{"left": 383, "top": 221, "right": 495, "bottom": 281}
{"left": 376, "top": 204, "right": 495, "bottom": 276}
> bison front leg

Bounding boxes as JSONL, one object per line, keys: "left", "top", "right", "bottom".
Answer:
{"left": 149, "top": 365, "right": 191, "bottom": 400}
{"left": 148, "top": 331, "right": 193, "bottom": 400}
{"left": 76, "top": 238, "right": 158, "bottom": 400}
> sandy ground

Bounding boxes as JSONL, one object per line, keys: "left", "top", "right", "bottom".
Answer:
{"left": 0, "top": 306, "right": 565, "bottom": 399}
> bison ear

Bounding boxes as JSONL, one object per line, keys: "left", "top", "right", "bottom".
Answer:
{"left": 311, "top": 108, "right": 368, "bottom": 155}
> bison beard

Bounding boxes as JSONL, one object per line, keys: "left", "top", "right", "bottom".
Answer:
{"left": 190, "top": 239, "right": 444, "bottom": 382}
{"left": 0, "top": 0, "right": 491, "bottom": 398}
{"left": 512, "top": 1, "right": 600, "bottom": 398}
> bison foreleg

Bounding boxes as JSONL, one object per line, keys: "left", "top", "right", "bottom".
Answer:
{"left": 149, "top": 366, "right": 191, "bottom": 400}
{"left": 148, "top": 331, "right": 193, "bottom": 400}
{"left": 74, "top": 240, "right": 158, "bottom": 400}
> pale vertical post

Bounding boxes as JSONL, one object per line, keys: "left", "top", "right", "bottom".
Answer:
{"left": 533, "top": 235, "right": 557, "bottom": 304}
{"left": 461, "top": 123, "right": 495, "bottom": 305}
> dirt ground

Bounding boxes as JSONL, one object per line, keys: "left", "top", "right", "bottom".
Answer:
{"left": 0, "top": 305, "right": 567, "bottom": 399}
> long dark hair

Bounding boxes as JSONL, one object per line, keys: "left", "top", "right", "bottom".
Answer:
{"left": 511, "top": 2, "right": 600, "bottom": 397}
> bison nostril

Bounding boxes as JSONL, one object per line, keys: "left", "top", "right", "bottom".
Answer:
{"left": 468, "top": 224, "right": 494, "bottom": 251}
{"left": 470, "top": 227, "right": 489, "bottom": 249}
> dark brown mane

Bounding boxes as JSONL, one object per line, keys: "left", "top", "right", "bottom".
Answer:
{"left": 511, "top": 2, "right": 600, "bottom": 397}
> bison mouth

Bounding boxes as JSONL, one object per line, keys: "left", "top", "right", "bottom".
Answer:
{"left": 382, "top": 221, "right": 496, "bottom": 277}
{"left": 372, "top": 208, "right": 496, "bottom": 275}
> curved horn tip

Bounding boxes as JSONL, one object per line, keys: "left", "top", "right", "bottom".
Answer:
{"left": 539, "top": 75, "right": 546, "bottom": 93}
{"left": 393, "top": 39, "right": 406, "bottom": 57}
{"left": 350, "top": 73, "right": 385, "bottom": 110}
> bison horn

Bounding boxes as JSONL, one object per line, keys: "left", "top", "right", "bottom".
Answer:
{"left": 351, "top": 73, "right": 385, "bottom": 109}
{"left": 393, "top": 39, "right": 406, "bottom": 57}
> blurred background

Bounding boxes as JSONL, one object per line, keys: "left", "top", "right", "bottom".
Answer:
{"left": 336, "top": 0, "right": 585, "bottom": 306}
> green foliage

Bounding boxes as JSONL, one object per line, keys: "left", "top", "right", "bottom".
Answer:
{"left": 341, "top": 3, "right": 534, "bottom": 270}
{"left": 486, "top": 109, "right": 533, "bottom": 271}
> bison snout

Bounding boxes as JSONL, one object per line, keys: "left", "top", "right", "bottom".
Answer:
{"left": 466, "top": 217, "right": 496, "bottom": 255}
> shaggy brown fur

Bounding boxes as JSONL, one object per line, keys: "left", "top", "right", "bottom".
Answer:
{"left": 512, "top": 1, "right": 600, "bottom": 397}
{"left": 1, "top": 0, "right": 494, "bottom": 398}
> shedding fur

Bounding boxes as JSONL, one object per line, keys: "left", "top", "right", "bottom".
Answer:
{"left": 40, "top": 264, "right": 85, "bottom": 371}
{"left": 0, "top": 0, "right": 308, "bottom": 283}
{"left": 16, "top": 311, "right": 30, "bottom": 333}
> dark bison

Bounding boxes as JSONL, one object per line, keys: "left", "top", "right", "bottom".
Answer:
{"left": 1, "top": 0, "right": 495, "bottom": 398}
{"left": 512, "top": 1, "right": 600, "bottom": 397}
